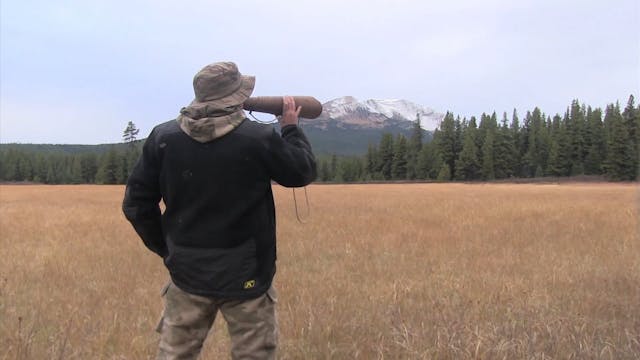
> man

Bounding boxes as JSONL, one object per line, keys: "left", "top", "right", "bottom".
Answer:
{"left": 122, "top": 61, "right": 317, "bottom": 359}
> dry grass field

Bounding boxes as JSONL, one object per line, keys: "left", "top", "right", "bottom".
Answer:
{"left": 0, "top": 183, "right": 638, "bottom": 359}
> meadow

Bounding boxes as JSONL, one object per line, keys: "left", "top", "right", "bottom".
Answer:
{"left": 0, "top": 183, "right": 638, "bottom": 359}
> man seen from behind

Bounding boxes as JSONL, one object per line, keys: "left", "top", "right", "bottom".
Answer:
{"left": 122, "top": 61, "right": 317, "bottom": 359}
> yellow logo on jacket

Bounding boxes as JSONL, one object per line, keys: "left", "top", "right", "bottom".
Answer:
{"left": 243, "top": 280, "right": 256, "bottom": 289}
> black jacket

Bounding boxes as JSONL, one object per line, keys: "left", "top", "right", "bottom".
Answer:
{"left": 122, "top": 119, "right": 316, "bottom": 299}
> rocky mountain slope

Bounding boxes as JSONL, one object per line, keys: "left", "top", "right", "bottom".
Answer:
{"left": 298, "top": 96, "right": 444, "bottom": 155}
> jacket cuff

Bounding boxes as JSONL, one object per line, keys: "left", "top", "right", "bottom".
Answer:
{"left": 280, "top": 124, "right": 299, "bottom": 134}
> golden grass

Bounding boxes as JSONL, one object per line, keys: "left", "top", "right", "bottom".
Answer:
{"left": 0, "top": 183, "right": 638, "bottom": 359}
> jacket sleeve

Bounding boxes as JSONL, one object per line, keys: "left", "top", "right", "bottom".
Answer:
{"left": 266, "top": 125, "right": 317, "bottom": 187}
{"left": 122, "top": 129, "right": 167, "bottom": 257}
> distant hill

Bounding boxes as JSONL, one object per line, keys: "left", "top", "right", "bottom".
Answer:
{"left": 0, "top": 142, "right": 140, "bottom": 154}
{"left": 301, "top": 122, "right": 433, "bottom": 156}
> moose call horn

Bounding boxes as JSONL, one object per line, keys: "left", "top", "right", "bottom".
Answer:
{"left": 243, "top": 96, "right": 323, "bottom": 119}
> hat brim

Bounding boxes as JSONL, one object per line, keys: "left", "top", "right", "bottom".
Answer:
{"left": 188, "top": 75, "right": 255, "bottom": 109}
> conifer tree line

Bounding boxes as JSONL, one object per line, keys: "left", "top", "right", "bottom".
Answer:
{"left": 317, "top": 95, "right": 639, "bottom": 182}
{"left": 0, "top": 121, "right": 142, "bottom": 184}
{"left": 1, "top": 97, "right": 638, "bottom": 184}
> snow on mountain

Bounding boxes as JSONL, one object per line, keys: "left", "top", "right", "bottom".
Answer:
{"left": 320, "top": 96, "right": 444, "bottom": 131}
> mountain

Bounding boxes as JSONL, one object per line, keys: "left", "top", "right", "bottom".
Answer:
{"left": 299, "top": 96, "right": 445, "bottom": 155}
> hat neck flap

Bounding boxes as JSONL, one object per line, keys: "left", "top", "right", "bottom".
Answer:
{"left": 176, "top": 104, "right": 246, "bottom": 143}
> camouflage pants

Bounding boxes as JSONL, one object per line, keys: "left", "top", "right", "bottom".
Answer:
{"left": 156, "top": 281, "right": 278, "bottom": 360}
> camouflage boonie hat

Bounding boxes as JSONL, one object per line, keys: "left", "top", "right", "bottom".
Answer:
{"left": 189, "top": 62, "right": 255, "bottom": 110}
{"left": 176, "top": 62, "right": 255, "bottom": 142}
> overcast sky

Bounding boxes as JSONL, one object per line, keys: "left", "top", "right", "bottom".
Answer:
{"left": 1, "top": 0, "right": 638, "bottom": 144}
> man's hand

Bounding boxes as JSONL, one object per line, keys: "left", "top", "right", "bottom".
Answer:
{"left": 279, "top": 96, "right": 302, "bottom": 127}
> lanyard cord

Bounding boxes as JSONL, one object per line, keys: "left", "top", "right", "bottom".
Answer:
{"left": 248, "top": 110, "right": 277, "bottom": 124}
{"left": 289, "top": 118, "right": 311, "bottom": 223}
{"left": 292, "top": 187, "right": 311, "bottom": 223}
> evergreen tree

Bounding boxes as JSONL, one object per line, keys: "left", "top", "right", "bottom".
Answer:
{"left": 333, "top": 158, "right": 345, "bottom": 182}
{"left": 477, "top": 113, "right": 489, "bottom": 151}
{"left": 70, "top": 155, "right": 84, "bottom": 184}
{"left": 96, "top": 148, "right": 122, "bottom": 184}
{"left": 604, "top": 103, "right": 636, "bottom": 180}
{"left": 330, "top": 154, "right": 338, "bottom": 181}
{"left": 519, "top": 111, "right": 533, "bottom": 177}
{"left": 476, "top": 113, "right": 497, "bottom": 173}
{"left": 637, "top": 100, "right": 640, "bottom": 177}
{"left": 481, "top": 130, "right": 495, "bottom": 180}
{"left": 338, "top": 157, "right": 364, "bottom": 182}
{"left": 455, "top": 123, "right": 480, "bottom": 180}
{"left": 1, "top": 150, "right": 18, "bottom": 181}
{"left": 437, "top": 164, "right": 451, "bottom": 181}
{"left": 622, "top": 95, "right": 639, "bottom": 177}
{"left": 365, "top": 143, "right": 379, "bottom": 179}
{"left": 547, "top": 115, "right": 568, "bottom": 176}
{"left": 22, "top": 153, "right": 34, "bottom": 181}
{"left": 603, "top": 104, "right": 615, "bottom": 153}
{"left": 378, "top": 133, "right": 395, "bottom": 180}
{"left": 1, "top": 149, "right": 31, "bottom": 181}
{"left": 494, "top": 114, "right": 516, "bottom": 179}
{"left": 469, "top": 116, "right": 481, "bottom": 151}
{"left": 318, "top": 158, "right": 331, "bottom": 182}
{"left": 584, "top": 107, "right": 605, "bottom": 174}
{"left": 33, "top": 154, "right": 48, "bottom": 183}
{"left": 406, "top": 114, "right": 423, "bottom": 180}
{"left": 116, "top": 145, "right": 140, "bottom": 183}
{"left": 547, "top": 136, "right": 562, "bottom": 176}
{"left": 391, "top": 135, "right": 408, "bottom": 180}
{"left": 538, "top": 114, "right": 552, "bottom": 173}
{"left": 557, "top": 114, "right": 573, "bottom": 176}
{"left": 435, "top": 112, "right": 457, "bottom": 179}
{"left": 45, "top": 161, "right": 58, "bottom": 184}
{"left": 44, "top": 155, "right": 68, "bottom": 184}
{"left": 568, "top": 100, "right": 586, "bottom": 175}
{"left": 510, "top": 109, "right": 523, "bottom": 176}
{"left": 123, "top": 121, "right": 140, "bottom": 144}
{"left": 118, "top": 153, "right": 129, "bottom": 183}
{"left": 81, "top": 153, "right": 98, "bottom": 183}
{"left": 0, "top": 152, "right": 7, "bottom": 181}
{"left": 521, "top": 108, "right": 548, "bottom": 177}
{"left": 454, "top": 116, "right": 464, "bottom": 163}
{"left": 416, "top": 141, "right": 441, "bottom": 180}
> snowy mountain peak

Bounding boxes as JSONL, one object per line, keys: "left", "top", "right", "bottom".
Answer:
{"left": 321, "top": 96, "right": 443, "bottom": 131}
